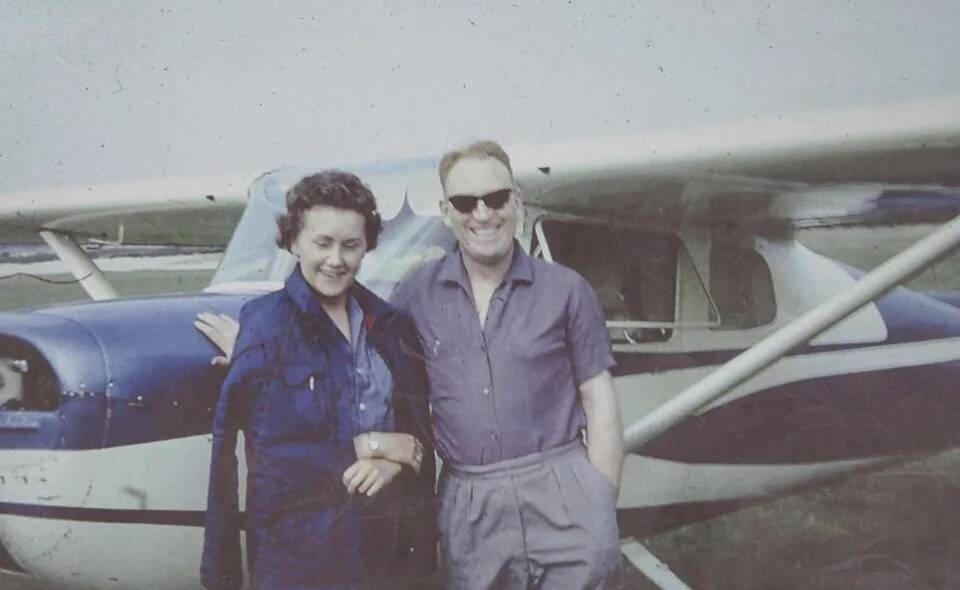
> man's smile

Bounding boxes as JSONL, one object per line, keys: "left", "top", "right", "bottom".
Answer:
{"left": 469, "top": 224, "right": 503, "bottom": 239}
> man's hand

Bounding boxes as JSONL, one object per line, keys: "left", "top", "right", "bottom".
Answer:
{"left": 195, "top": 312, "right": 239, "bottom": 366}
{"left": 353, "top": 432, "right": 424, "bottom": 474}
{"left": 342, "top": 458, "right": 403, "bottom": 496}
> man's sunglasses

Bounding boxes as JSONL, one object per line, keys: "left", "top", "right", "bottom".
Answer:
{"left": 447, "top": 189, "right": 512, "bottom": 214}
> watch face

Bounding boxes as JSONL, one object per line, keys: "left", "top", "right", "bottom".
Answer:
{"left": 368, "top": 438, "right": 380, "bottom": 452}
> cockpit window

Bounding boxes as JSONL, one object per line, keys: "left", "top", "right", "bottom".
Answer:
{"left": 538, "top": 219, "right": 680, "bottom": 343}
{"left": 211, "top": 165, "right": 456, "bottom": 299}
{"left": 709, "top": 242, "right": 776, "bottom": 330}
{"left": 536, "top": 218, "right": 777, "bottom": 342}
{"left": 213, "top": 174, "right": 291, "bottom": 284}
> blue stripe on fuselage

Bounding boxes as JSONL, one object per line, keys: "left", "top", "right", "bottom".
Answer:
{"left": 617, "top": 282, "right": 960, "bottom": 464}
{"left": 840, "top": 263, "right": 960, "bottom": 344}
{"left": 634, "top": 359, "right": 960, "bottom": 464}
{"left": 0, "top": 501, "right": 211, "bottom": 527}
{"left": 0, "top": 499, "right": 739, "bottom": 541}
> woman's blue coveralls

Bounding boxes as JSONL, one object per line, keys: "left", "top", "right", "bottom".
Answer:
{"left": 201, "top": 269, "right": 436, "bottom": 589}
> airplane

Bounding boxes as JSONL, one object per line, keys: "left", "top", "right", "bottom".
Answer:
{"left": 1, "top": 99, "right": 960, "bottom": 589}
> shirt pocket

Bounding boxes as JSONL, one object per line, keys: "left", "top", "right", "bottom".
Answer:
{"left": 422, "top": 319, "right": 470, "bottom": 384}
{"left": 257, "top": 362, "right": 342, "bottom": 443}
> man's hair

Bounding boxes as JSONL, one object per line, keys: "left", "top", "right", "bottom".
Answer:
{"left": 275, "top": 170, "right": 382, "bottom": 251}
{"left": 438, "top": 140, "right": 513, "bottom": 193}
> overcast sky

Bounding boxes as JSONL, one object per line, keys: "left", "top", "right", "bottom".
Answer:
{"left": 2, "top": 0, "right": 959, "bottom": 193}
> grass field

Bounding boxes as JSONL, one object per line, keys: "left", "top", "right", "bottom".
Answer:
{"left": 0, "top": 269, "right": 216, "bottom": 312}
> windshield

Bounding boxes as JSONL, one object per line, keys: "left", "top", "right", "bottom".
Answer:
{"left": 211, "top": 163, "right": 456, "bottom": 299}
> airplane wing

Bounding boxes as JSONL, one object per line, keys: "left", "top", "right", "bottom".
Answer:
{"left": 0, "top": 173, "right": 254, "bottom": 246}
{"left": 2, "top": 98, "right": 958, "bottom": 301}
{"left": 3, "top": 99, "right": 958, "bottom": 246}
{"left": 509, "top": 99, "right": 960, "bottom": 232}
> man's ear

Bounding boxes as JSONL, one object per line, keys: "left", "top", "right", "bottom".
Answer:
{"left": 514, "top": 198, "right": 525, "bottom": 238}
{"left": 289, "top": 242, "right": 300, "bottom": 258}
{"left": 512, "top": 180, "right": 524, "bottom": 200}
{"left": 439, "top": 200, "right": 453, "bottom": 228}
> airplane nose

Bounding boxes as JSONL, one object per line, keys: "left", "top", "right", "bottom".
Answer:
{"left": 0, "top": 311, "right": 109, "bottom": 452}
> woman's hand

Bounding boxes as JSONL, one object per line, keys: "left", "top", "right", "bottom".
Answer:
{"left": 195, "top": 312, "right": 239, "bottom": 366}
{"left": 353, "top": 432, "right": 424, "bottom": 473}
{"left": 342, "top": 458, "right": 403, "bottom": 496}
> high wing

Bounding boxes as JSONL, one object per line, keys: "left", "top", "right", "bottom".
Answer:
{"left": 508, "top": 99, "right": 960, "bottom": 232}
{"left": 0, "top": 173, "right": 254, "bottom": 246}
{"left": 3, "top": 100, "right": 959, "bottom": 246}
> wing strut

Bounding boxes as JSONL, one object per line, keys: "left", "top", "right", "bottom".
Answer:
{"left": 624, "top": 213, "right": 960, "bottom": 452}
{"left": 38, "top": 230, "right": 119, "bottom": 301}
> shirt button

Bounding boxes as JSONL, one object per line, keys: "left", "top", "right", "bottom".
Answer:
{"left": 482, "top": 387, "right": 490, "bottom": 396}
{"left": 491, "top": 433, "right": 498, "bottom": 441}
{"left": 358, "top": 402, "right": 366, "bottom": 411}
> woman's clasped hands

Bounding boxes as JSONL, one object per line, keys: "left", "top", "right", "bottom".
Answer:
{"left": 342, "top": 458, "right": 403, "bottom": 497}
{"left": 343, "top": 432, "right": 425, "bottom": 496}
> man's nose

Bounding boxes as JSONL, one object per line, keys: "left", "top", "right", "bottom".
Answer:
{"left": 472, "top": 201, "right": 493, "bottom": 221}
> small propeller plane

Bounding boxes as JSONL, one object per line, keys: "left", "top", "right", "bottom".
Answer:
{"left": 1, "top": 100, "right": 960, "bottom": 589}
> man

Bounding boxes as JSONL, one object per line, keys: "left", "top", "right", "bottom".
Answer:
{"left": 197, "top": 141, "right": 624, "bottom": 589}
{"left": 389, "top": 141, "right": 624, "bottom": 589}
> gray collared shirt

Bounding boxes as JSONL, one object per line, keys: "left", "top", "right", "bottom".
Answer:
{"left": 392, "top": 243, "right": 614, "bottom": 465}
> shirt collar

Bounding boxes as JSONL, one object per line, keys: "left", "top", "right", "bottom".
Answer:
{"left": 285, "top": 265, "right": 394, "bottom": 327}
{"left": 438, "top": 240, "right": 534, "bottom": 289}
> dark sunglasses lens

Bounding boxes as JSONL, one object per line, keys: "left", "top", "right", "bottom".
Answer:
{"left": 448, "top": 196, "right": 479, "bottom": 213}
{"left": 483, "top": 189, "right": 511, "bottom": 209}
{"left": 448, "top": 190, "right": 510, "bottom": 213}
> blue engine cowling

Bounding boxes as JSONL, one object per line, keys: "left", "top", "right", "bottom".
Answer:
{"left": 0, "top": 293, "right": 254, "bottom": 451}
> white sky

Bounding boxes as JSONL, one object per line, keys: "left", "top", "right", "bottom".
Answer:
{"left": 2, "top": 0, "right": 959, "bottom": 193}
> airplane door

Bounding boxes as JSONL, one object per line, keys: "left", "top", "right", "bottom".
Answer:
{"left": 530, "top": 216, "right": 781, "bottom": 425}
{"left": 531, "top": 217, "right": 756, "bottom": 344}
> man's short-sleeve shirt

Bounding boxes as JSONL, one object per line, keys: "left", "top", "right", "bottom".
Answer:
{"left": 391, "top": 243, "right": 615, "bottom": 465}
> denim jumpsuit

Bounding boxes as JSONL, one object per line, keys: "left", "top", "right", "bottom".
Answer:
{"left": 201, "top": 268, "right": 436, "bottom": 589}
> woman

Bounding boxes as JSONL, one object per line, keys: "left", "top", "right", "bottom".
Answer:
{"left": 201, "top": 171, "right": 435, "bottom": 589}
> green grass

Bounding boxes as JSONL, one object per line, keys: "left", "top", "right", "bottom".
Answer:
{"left": 0, "top": 269, "right": 216, "bottom": 312}
{"left": 643, "top": 451, "right": 960, "bottom": 589}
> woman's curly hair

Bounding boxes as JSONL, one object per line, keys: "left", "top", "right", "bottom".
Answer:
{"left": 276, "top": 170, "right": 382, "bottom": 251}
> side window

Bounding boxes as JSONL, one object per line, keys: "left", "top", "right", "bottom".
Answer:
{"left": 539, "top": 219, "right": 679, "bottom": 342}
{"left": 709, "top": 242, "right": 776, "bottom": 330}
